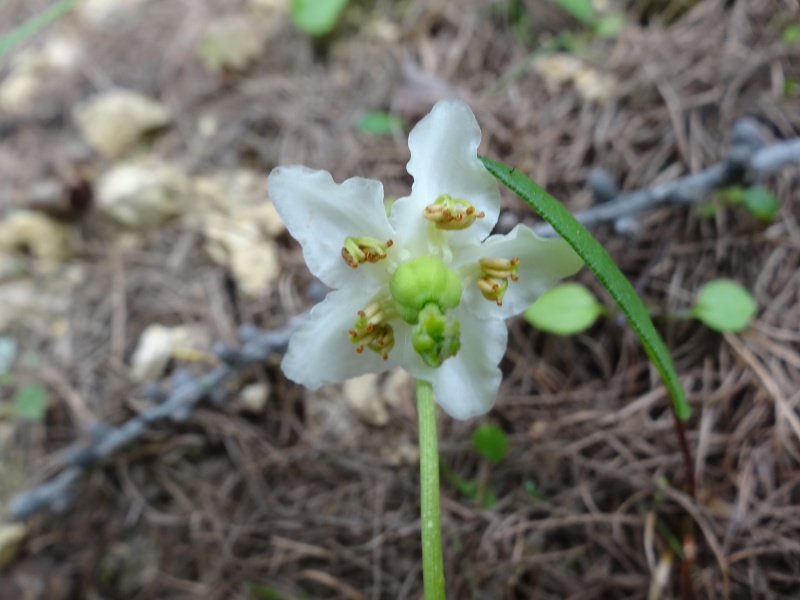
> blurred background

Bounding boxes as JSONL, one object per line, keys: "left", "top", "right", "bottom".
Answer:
{"left": 0, "top": 0, "right": 799, "bottom": 598}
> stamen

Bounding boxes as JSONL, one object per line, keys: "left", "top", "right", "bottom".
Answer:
{"left": 477, "top": 257, "right": 519, "bottom": 306}
{"left": 422, "top": 194, "right": 485, "bottom": 230}
{"left": 341, "top": 237, "right": 394, "bottom": 268}
{"left": 349, "top": 301, "right": 396, "bottom": 360}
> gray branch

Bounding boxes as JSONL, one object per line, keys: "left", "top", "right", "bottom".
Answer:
{"left": 9, "top": 315, "right": 307, "bottom": 520}
{"left": 533, "top": 120, "right": 800, "bottom": 238}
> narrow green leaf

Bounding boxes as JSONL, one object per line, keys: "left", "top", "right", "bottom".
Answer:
{"left": 471, "top": 424, "right": 507, "bottom": 463}
{"left": 13, "top": 383, "right": 47, "bottom": 421}
{"left": 524, "top": 282, "right": 605, "bottom": 335}
{"left": 357, "top": 111, "right": 406, "bottom": 135}
{"left": 0, "top": 0, "right": 81, "bottom": 60}
{"left": 551, "top": 0, "right": 596, "bottom": 24}
{"left": 689, "top": 279, "right": 757, "bottom": 333}
{"left": 290, "top": 0, "right": 349, "bottom": 36}
{"left": 480, "top": 156, "right": 690, "bottom": 420}
{"left": 742, "top": 186, "right": 779, "bottom": 221}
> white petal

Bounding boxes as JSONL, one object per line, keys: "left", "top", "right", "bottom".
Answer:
{"left": 428, "top": 314, "right": 507, "bottom": 420}
{"left": 268, "top": 166, "right": 394, "bottom": 289}
{"left": 390, "top": 100, "right": 501, "bottom": 249}
{"left": 281, "top": 288, "right": 399, "bottom": 388}
{"left": 459, "top": 224, "right": 584, "bottom": 320}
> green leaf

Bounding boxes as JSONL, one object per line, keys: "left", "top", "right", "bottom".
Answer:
{"left": 742, "top": 186, "right": 779, "bottom": 221}
{"left": 290, "top": 0, "right": 349, "bottom": 36}
{"left": 0, "top": 0, "right": 81, "bottom": 60}
{"left": 524, "top": 282, "right": 605, "bottom": 335}
{"left": 594, "top": 12, "right": 626, "bottom": 38}
{"left": 551, "top": 0, "right": 596, "bottom": 24}
{"left": 717, "top": 186, "right": 745, "bottom": 205}
{"left": 480, "top": 156, "right": 691, "bottom": 421}
{"left": 13, "top": 383, "right": 47, "bottom": 421}
{"left": 357, "top": 111, "right": 406, "bottom": 135}
{"left": 471, "top": 424, "right": 507, "bottom": 463}
{"left": 689, "top": 279, "right": 757, "bottom": 333}
{"left": 784, "top": 23, "right": 800, "bottom": 45}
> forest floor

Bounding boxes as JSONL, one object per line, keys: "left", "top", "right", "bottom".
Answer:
{"left": 1, "top": 0, "right": 799, "bottom": 598}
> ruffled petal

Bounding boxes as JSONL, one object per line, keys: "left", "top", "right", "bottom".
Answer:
{"left": 268, "top": 166, "right": 395, "bottom": 289}
{"left": 281, "top": 288, "right": 399, "bottom": 388}
{"left": 389, "top": 100, "right": 501, "bottom": 250}
{"left": 459, "top": 224, "right": 584, "bottom": 320}
{"left": 428, "top": 314, "right": 507, "bottom": 420}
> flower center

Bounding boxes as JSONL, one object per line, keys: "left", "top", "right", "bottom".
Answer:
{"left": 341, "top": 236, "right": 393, "bottom": 269}
{"left": 477, "top": 257, "right": 520, "bottom": 306}
{"left": 423, "top": 194, "right": 485, "bottom": 230}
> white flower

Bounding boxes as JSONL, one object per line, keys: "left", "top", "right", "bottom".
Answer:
{"left": 267, "top": 100, "right": 583, "bottom": 419}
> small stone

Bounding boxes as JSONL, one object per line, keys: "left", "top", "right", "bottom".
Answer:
{"left": 0, "top": 211, "right": 72, "bottom": 263}
{"left": 73, "top": 89, "right": 170, "bottom": 158}
{"left": 0, "top": 523, "right": 27, "bottom": 569}
{"left": 238, "top": 382, "right": 270, "bottom": 413}
{"left": 97, "top": 159, "right": 191, "bottom": 228}
{"left": 343, "top": 373, "right": 389, "bottom": 427}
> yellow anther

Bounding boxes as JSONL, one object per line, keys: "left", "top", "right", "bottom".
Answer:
{"left": 477, "top": 257, "right": 519, "bottom": 306}
{"left": 348, "top": 302, "right": 396, "bottom": 360}
{"left": 342, "top": 237, "right": 393, "bottom": 268}
{"left": 422, "top": 194, "right": 485, "bottom": 230}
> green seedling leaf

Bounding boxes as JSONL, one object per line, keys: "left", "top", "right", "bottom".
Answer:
{"left": 13, "top": 383, "right": 47, "bottom": 421}
{"left": 290, "top": 0, "right": 349, "bottom": 36}
{"left": 551, "top": 0, "right": 595, "bottom": 24}
{"left": 471, "top": 424, "right": 507, "bottom": 463}
{"left": 0, "top": 336, "right": 18, "bottom": 375}
{"left": 784, "top": 23, "right": 800, "bottom": 45}
{"left": 594, "top": 12, "right": 626, "bottom": 38}
{"left": 524, "top": 282, "right": 605, "bottom": 335}
{"left": 481, "top": 156, "right": 691, "bottom": 420}
{"left": 689, "top": 279, "right": 757, "bottom": 333}
{"left": 717, "top": 186, "right": 745, "bottom": 205}
{"left": 742, "top": 186, "right": 779, "bottom": 221}
{"left": 357, "top": 111, "right": 406, "bottom": 135}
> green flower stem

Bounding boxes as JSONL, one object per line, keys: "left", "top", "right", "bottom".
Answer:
{"left": 416, "top": 379, "right": 446, "bottom": 599}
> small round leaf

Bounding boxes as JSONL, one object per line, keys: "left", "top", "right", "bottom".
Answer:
{"left": 689, "top": 279, "right": 757, "bottom": 333}
{"left": 471, "top": 424, "right": 507, "bottom": 463}
{"left": 743, "top": 186, "right": 779, "bottom": 221}
{"left": 524, "top": 283, "right": 604, "bottom": 335}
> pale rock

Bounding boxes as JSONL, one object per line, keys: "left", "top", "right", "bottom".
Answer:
{"left": 534, "top": 53, "right": 584, "bottom": 88}
{"left": 97, "top": 159, "right": 191, "bottom": 228}
{"left": 0, "top": 210, "right": 72, "bottom": 263}
{"left": 197, "top": 170, "right": 283, "bottom": 298}
{"left": 574, "top": 68, "right": 616, "bottom": 103}
{"left": 0, "top": 277, "right": 73, "bottom": 333}
{"left": 238, "top": 382, "right": 270, "bottom": 413}
{"left": 196, "top": 17, "right": 262, "bottom": 73}
{"left": 73, "top": 89, "right": 170, "bottom": 158}
{"left": 343, "top": 373, "right": 390, "bottom": 427}
{"left": 0, "top": 523, "right": 27, "bottom": 569}
{"left": 0, "top": 35, "right": 83, "bottom": 114}
{"left": 382, "top": 368, "right": 413, "bottom": 409}
{"left": 203, "top": 213, "right": 280, "bottom": 298}
{"left": 79, "top": 0, "right": 149, "bottom": 26}
{"left": 129, "top": 324, "right": 196, "bottom": 382}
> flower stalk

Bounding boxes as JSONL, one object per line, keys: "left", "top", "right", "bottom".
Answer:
{"left": 417, "top": 378, "right": 446, "bottom": 600}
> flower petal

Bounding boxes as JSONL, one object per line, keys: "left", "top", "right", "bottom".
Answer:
{"left": 268, "top": 166, "right": 394, "bottom": 289}
{"left": 390, "top": 100, "right": 501, "bottom": 249}
{"left": 281, "top": 287, "right": 399, "bottom": 388}
{"left": 427, "top": 314, "right": 507, "bottom": 420}
{"left": 459, "top": 224, "right": 584, "bottom": 320}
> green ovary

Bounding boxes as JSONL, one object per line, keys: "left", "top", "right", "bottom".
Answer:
{"left": 389, "top": 256, "right": 462, "bottom": 324}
